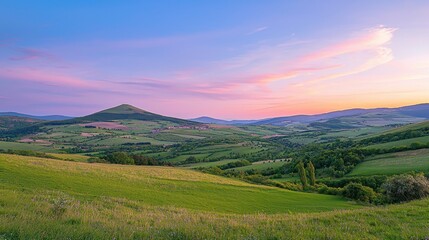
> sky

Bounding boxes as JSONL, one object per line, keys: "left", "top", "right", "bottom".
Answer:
{"left": 1, "top": 1, "right": 429, "bottom": 119}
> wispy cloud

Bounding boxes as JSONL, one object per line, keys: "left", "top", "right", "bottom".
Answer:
{"left": 247, "top": 26, "right": 268, "bottom": 35}
{"left": 9, "top": 48, "right": 56, "bottom": 61}
{"left": 300, "top": 26, "right": 395, "bottom": 62}
{"left": 0, "top": 67, "right": 96, "bottom": 88}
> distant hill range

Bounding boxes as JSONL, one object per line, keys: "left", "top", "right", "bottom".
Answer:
{"left": 63, "top": 104, "right": 196, "bottom": 125}
{"left": 192, "top": 103, "right": 429, "bottom": 128}
{"left": 190, "top": 117, "right": 259, "bottom": 125}
{"left": 0, "top": 112, "right": 73, "bottom": 121}
{"left": 2, "top": 103, "right": 429, "bottom": 129}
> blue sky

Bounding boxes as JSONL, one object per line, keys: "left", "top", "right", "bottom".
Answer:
{"left": 1, "top": 1, "right": 428, "bottom": 119}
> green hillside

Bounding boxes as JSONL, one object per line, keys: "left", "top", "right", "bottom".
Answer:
{"left": 0, "top": 116, "right": 41, "bottom": 131}
{"left": 74, "top": 104, "right": 196, "bottom": 125}
{"left": 2, "top": 155, "right": 429, "bottom": 239}
{"left": 348, "top": 149, "right": 429, "bottom": 176}
{"left": 0, "top": 154, "right": 356, "bottom": 214}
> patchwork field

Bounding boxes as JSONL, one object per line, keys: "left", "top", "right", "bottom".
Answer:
{"left": 228, "top": 160, "right": 288, "bottom": 171}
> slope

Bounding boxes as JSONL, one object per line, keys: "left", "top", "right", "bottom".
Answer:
{"left": 1, "top": 154, "right": 428, "bottom": 239}
{"left": 0, "top": 154, "right": 356, "bottom": 214}
{"left": 0, "top": 116, "right": 42, "bottom": 131}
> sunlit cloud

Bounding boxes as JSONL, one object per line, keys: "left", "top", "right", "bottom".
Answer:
{"left": 300, "top": 26, "right": 395, "bottom": 62}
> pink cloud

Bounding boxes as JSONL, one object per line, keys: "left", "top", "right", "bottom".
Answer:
{"left": 301, "top": 26, "right": 395, "bottom": 62}
{"left": 292, "top": 47, "right": 394, "bottom": 87}
{"left": 0, "top": 67, "right": 96, "bottom": 88}
{"left": 229, "top": 26, "right": 396, "bottom": 91}
{"left": 249, "top": 65, "right": 342, "bottom": 84}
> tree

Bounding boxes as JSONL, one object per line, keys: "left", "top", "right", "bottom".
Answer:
{"left": 382, "top": 173, "right": 429, "bottom": 203}
{"left": 307, "top": 161, "right": 316, "bottom": 186}
{"left": 297, "top": 161, "right": 307, "bottom": 187}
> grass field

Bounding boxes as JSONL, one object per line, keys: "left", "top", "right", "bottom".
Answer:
{"left": 0, "top": 154, "right": 356, "bottom": 214}
{"left": 47, "top": 153, "right": 90, "bottom": 162}
{"left": 0, "top": 141, "right": 57, "bottom": 152}
{"left": 2, "top": 154, "right": 429, "bottom": 239}
{"left": 348, "top": 149, "right": 429, "bottom": 176}
{"left": 229, "top": 160, "right": 287, "bottom": 171}
{"left": 182, "top": 159, "right": 239, "bottom": 168}
{"left": 364, "top": 135, "right": 429, "bottom": 149}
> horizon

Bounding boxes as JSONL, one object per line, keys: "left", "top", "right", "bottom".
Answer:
{"left": 2, "top": 102, "right": 428, "bottom": 121}
{"left": 1, "top": 1, "right": 429, "bottom": 119}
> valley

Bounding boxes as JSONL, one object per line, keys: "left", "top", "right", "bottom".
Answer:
{"left": 1, "top": 103, "right": 429, "bottom": 239}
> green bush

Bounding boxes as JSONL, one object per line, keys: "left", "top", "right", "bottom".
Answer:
{"left": 105, "top": 152, "right": 134, "bottom": 165}
{"left": 282, "top": 181, "right": 303, "bottom": 191}
{"left": 382, "top": 173, "right": 429, "bottom": 203}
{"left": 317, "top": 184, "right": 342, "bottom": 196}
{"left": 342, "top": 183, "right": 377, "bottom": 203}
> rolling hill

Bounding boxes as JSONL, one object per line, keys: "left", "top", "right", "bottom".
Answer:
{"left": 0, "top": 112, "right": 73, "bottom": 121}
{"left": 0, "top": 116, "right": 42, "bottom": 131}
{"left": 1, "top": 154, "right": 429, "bottom": 239}
{"left": 0, "top": 154, "right": 356, "bottom": 214}
{"left": 58, "top": 104, "right": 198, "bottom": 125}
{"left": 190, "top": 116, "right": 259, "bottom": 125}
{"left": 192, "top": 103, "right": 429, "bottom": 128}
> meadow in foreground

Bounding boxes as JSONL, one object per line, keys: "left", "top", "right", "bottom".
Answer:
{"left": 1, "top": 154, "right": 429, "bottom": 239}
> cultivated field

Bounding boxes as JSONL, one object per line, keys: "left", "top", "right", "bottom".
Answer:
{"left": 349, "top": 149, "right": 429, "bottom": 176}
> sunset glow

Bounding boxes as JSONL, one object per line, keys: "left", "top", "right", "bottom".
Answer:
{"left": 1, "top": 1, "right": 428, "bottom": 119}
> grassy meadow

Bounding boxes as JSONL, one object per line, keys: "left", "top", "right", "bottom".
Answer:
{"left": 0, "top": 154, "right": 356, "bottom": 214}
{"left": 2, "top": 154, "right": 429, "bottom": 239}
{"left": 349, "top": 149, "right": 429, "bottom": 176}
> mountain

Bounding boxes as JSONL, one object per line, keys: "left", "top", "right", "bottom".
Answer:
{"left": 253, "top": 108, "right": 377, "bottom": 126}
{"left": 191, "top": 103, "right": 429, "bottom": 128}
{"left": 0, "top": 104, "right": 199, "bottom": 139}
{"left": 0, "top": 112, "right": 73, "bottom": 121}
{"left": 190, "top": 116, "right": 259, "bottom": 125}
{"left": 58, "top": 104, "right": 198, "bottom": 125}
{"left": 397, "top": 103, "right": 429, "bottom": 118}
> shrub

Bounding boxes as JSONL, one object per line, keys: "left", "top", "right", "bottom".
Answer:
{"left": 342, "top": 182, "right": 377, "bottom": 203}
{"left": 282, "top": 181, "right": 303, "bottom": 191}
{"left": 317, "top": 184, "right": 342, "bottom": 196}
{"left": 382, "top": 173, "right": 429, "bottom": 203}
{"left": 105, "top": 152, "right": 134, "bottom": 165}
